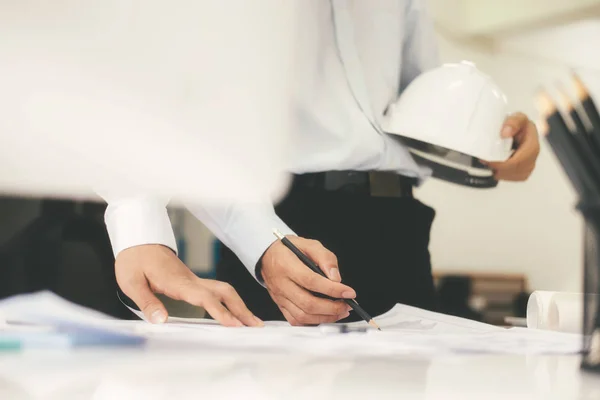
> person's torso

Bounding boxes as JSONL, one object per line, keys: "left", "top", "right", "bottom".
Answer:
{"left": 288, "top": 0, "right": 411, "bottom": 173}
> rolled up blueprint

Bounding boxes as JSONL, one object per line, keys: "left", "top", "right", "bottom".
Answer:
{"left": 526, "top": 291, "right": 595, "bottom": 334}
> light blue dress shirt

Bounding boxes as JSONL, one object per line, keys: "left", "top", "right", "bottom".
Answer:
{"left": 102, "top": 0, "right": 441, "bottom": 282}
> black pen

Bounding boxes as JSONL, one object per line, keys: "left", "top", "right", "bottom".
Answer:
{"left": 272, "top": 228, "right": 381, "bottom": 330}
{"left": 573, "top": 73, "right": 600, "bottom": 151}
{"left": 556, "top": 85, "right": 600, "bottom": 183}
{"left": 536, "top": 90, "right": 600, "bottom": 199}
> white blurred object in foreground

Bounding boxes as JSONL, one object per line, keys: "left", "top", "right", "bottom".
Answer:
{"left": 0, "top": 1, "right": 299, "bottom": 204}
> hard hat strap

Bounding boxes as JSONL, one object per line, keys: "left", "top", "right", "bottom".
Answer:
{"left": 410, "top": 152, "right": 499, "bottom": 189}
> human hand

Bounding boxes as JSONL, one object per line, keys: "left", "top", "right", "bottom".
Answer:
{"left": 259, "top": 236, "right": 356, "bottom": 326}
{"left": 115, "top": 244, "right": 262, "bottom": 327}
{"left": 481, "top": 112, "right": 540, "bottom": 181}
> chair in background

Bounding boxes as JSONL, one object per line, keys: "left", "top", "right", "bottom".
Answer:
{"left": 434, "top": 271, "right": 529, "bottom": 325}
{"left": 436, "top": 275, "right": 483, "bottom": 322}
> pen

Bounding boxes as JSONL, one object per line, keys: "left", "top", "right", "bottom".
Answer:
{"left": 556, "top": 85, "right": 600, "bottom": 182}
{"left": 536, "top": 90, "right": 600, "bottom": 199}
{"left": 573, "top": 73, "right": 600, "bottom": 152}
{"left": 272, "top": 229, "right": 381, "bottom": 330}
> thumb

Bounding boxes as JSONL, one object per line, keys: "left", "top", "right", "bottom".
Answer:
{"left": 126, "top": 282, "right": 168, "bottom": 324}
{"left": 301, "top": 239, "right": 341, "bottom": 283}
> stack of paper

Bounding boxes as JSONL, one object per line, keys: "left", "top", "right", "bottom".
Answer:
{"left": 0, "top": 291, "right": 145, "bottom": 349}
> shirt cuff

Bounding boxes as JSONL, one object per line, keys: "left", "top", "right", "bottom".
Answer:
{"left": 104, "top": 198, "right": 178, "bottom": 258}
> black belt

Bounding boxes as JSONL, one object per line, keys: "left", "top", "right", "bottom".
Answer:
{"left": 294, "top": 171, "right": 415, "bottom": 198}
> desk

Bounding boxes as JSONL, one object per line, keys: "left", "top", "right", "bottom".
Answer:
{"left": 1, "top": 342, "right": 600, "bottom": 400}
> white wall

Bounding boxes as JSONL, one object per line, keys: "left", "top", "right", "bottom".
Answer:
{"left": 418, "top": 21, "right": 600, "bottom": 292}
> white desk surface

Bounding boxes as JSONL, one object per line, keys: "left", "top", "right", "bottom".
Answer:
{"left": 1, "top": 341, "right": 600, "bottom": 400}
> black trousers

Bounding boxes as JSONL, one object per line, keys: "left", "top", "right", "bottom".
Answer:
{"left": 216, "top": 176, "right": 437, "bottom": 322}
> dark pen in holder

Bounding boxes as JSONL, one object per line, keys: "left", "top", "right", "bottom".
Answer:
{"left": 536, "top": 76, "right": 600, "bottom": 372}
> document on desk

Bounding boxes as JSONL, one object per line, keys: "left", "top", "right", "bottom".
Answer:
{"left": 345, "top": 303, "right": 503, "bottom": 333}
{"left": 0, "top": 291, "right": 146, "bottom": 348}
{"left": 123, "top": 301, "right": 500, "bottom": 333}
{"left": 0, "top": 291, "right": 583, "bottom": 355}
{"left": 129, "top": 303, "right": 581, "bottom": 356}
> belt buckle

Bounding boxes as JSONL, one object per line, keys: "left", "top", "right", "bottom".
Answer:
{"left": 324, "top": 171, "right": 369, "bottom": 194}
{"left": 369, "top": 171, "right": 410, "bottom": 198}
{"left": 320, "top": 171, "right": 413, "bottom": 197}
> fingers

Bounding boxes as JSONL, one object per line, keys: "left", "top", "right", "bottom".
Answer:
{"left": 280, "top": 307, "right": 301, "bottom": 326}
{"left": 276, "top": 295, "right": 349, "bottom": 326}
{"left": 269, "top": 237, "right": 355, "bottom": 299}
{"left": 211, "top": 282, "right": 264, "bottom": 327}
{"left": 501, "top": 112, "right": 529, "bottom": 138}
{"left": 484, "top": 118, "right": 539, "bottom": 181}
{"left": 202, "top": 300, "right": 244, "bottom": 327}
{"left": 277, "top": 279, "right": 351, "bottom": 316}
{"left": 261, "top": 236, "right": 358, "bottom": 326}
{"left": 115, "top": 244, "right": 259, "bottom": 328}
{"left": 506, "top": 120, "right": 539, "bottom": 162}
{"left": 173, "top": 279, "right": 261, "bottom": 328}
{"left": 292, "top": 265, "right": 356, "bottom": 300}
{"left": 301, "top": 239, "right": 341, "bottom": 282}
{"left": 123, "top": 278, "right": 168, "bottom": 324}
{"left": 172, "top": 279, "right": 243, "bottom": 327}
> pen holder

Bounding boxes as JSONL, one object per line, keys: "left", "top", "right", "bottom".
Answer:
{"left": 578, "top": 201, "right": 600, "bottom": 372}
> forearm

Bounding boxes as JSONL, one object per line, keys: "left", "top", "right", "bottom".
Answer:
{"left": 186, "top": 198, "right": 295, "bottom": 283}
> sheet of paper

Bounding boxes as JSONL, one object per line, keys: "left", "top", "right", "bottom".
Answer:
{"left": 0, "top": 291, "right": 146, "bottom": 348}
{"left": 119, "top": 301, "right": 581, "bottom": 355}
{"left": 122, "top": 291, "right": 500, "bottom": 333}
{"left": 1, "top": 291, "right": 110, "bottom": 322}
{"left": 344, "top": 303, "right": 503, "bottom": 333}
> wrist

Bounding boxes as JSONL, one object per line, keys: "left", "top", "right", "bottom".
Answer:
{"left": 254, "top": 238, "right": 279, "bottom": 283}
{"left": 116, "top": 243, "right": 176, "bottom": 260}
{"left": 255, "top": 253, "right": 266, "bottom": 284}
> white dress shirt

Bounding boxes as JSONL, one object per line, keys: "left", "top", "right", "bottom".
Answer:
{"left": 102, "top": 0, "right": 440, "bottom": 282}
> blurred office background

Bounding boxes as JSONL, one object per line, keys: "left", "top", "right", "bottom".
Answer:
{"left": 1, "top": 0, "right": 600, "bottom": 324}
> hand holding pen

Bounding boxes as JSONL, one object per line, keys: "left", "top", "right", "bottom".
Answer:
{"left": 259, "top": 234, "right": 357, "bottom": 326}
{"left": 270, "top": 229, "right": 381, "bottom": 330}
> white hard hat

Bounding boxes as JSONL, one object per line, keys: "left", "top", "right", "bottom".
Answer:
{"left": 382, "top": 60, "right": 513, "bottom": 188}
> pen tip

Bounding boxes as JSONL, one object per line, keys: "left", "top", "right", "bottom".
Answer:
{"left": 535, "top": 89, "right": 557, "bottom": 117}
{"left": 572, "top": 73, "right": 589, "bottom": 100}
{"left": 272, "top": 228, "right": 284, "bottom": 240}
{"left": 555, "top": 83, "right": 574, "bottom": 111}
{"left": 537, "top": 118, "right": 550, "bottom": 137}
{"left": 368, "top": 320, "right": 381, "bottom": 331}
